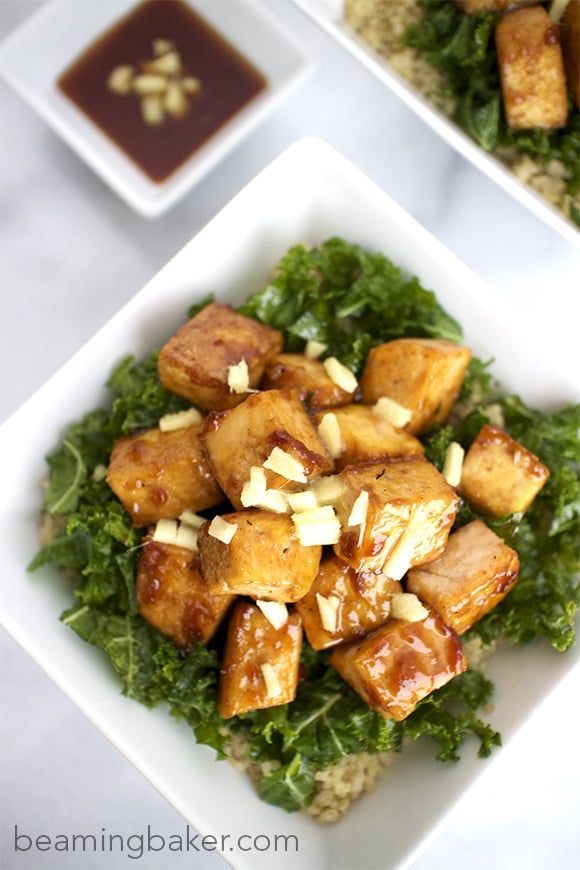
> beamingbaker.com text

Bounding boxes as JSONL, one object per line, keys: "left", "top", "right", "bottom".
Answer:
{"left": 13, "top": 825, "right": 299, "bottom": 861}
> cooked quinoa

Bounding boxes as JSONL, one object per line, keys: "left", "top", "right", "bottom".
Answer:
{"left": 224, "top": 726, "right": 397, "bottom": 823}
{"left": 344, "top": 0, "right": 580, "bottom": 225}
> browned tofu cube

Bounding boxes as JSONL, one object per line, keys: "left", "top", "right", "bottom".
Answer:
{"left": 562, "top": 0, "right": 580, "bottom": 108}
{"left": 295, "top": 554, "right": 402, "bottom": 650}
{"left": 219, "top": 601, "right": 302, "bottom": 718}
{"left": 313, "top": 404, "right": 424, "bottom": 470}
{"left": 158, "top": 301, "right": 283, "bottom": 411}
{"left": 262, "top": 353, "right": 357, "bottom": 411}
{"left": 496, "top": 5, "right": 568, "bottom": 129}
{"left": 200, "top": 389, "right": 334, "bottom": 509}
{"left": 330, "top": 610, "right": 466, "bottom": 721}
{"left": 460, "top": 424, "right": 549, "bottom": 517}
{"left": 359, "top": 338, "right": 471, "bottom": 434}
{"left": 407, "top": 519, "right": 520, "bottom": 635}
{"left": 333, "top": 457, "right": 459, "bottom": 575}
{"left": 106, "top": 423, "right": 224, "bottom": 527}
{"left": 198, "top": 509, "right": 322, "bottom": 602}
{"left": 136, "top": 536, "right": 234, "bottom": 647}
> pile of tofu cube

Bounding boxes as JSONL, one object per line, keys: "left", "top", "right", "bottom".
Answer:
{"left": 460, "top": 0, "right": 579, "bottom": 126}
{"left": 106, "top": 301, "right": 549, "bottom": 723}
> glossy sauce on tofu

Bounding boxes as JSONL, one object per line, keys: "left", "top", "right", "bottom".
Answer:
{"left": 136, "top": 538, "right": 234, "bottom": 647}
{"left": 295, "top": 555, "right": 402, "bottom": 650}
{"left": 330, "top": 612, "right": 466, "bottom": 721}
{"left": 218, "top": 602, "right": 303, "bottom": 719}
{"left": 57, "top": 0, "right": 267, "bottom": 182}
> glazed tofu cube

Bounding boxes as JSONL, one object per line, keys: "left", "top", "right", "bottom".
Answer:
{"left": 262, "top": 353, "right": 357, "bottom": 411}
{"left": 106, "top": 423, "right": 224, "bottom": 527}
{"left": 407, "top": 520, "right": 520, "bottom": 635}
{"left": 198, "top": 509, "right": 322, "bottom": 602}
{"left": 360, "top": 339, "right": 471, "bottom": 434}
{"left": 330, "top": 610, "right": 466, "bottom": 721}
{"left": 313, "top": 404, "right": 424, "bottom": 470}
{"left": 562, "top": 0, "right": 580, "bottom": 108}
{"left": 136, "top": 536, "right": 234, "bottom": 647}
{"left": 158, "top": 301, "right": 283, "bottom": 410}
{"left": 496, "top": 5, "right": 568, "bottom": 129}
{"left": 333, "top": 457, "right": 459, "bottom": 575}
{"left": 200, "top": 389, "right": 334, "bottom": 509}
{"left": 218, "top": 601, "right": 302, "bottom": 718}
{"left": 460, "top": 424, "right": 549, "bottom": 517}
{"left": 295, "top": 554, "right": 402, "bottom": 650}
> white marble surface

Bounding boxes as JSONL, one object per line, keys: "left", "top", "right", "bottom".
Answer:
{"left": 1, "top": 1, "right": 579, "bottom": 869}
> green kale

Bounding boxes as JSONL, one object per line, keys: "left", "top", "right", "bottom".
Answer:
{"left": 258, "top": 753, "right": 317, "bottom": 812}
{"left": 239, "top": 237, "right": 462, "bottom": 373}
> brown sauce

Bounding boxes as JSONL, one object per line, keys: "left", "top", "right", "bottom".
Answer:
{"left": 57, "top": 0, "right": 267, "bottom": 183}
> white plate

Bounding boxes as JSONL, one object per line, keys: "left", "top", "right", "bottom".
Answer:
{"left": 0, "top": 0, "right": 309, "bottom": 218}
{"left": 292, "top": 0, "right": 580, "bottom": 248}
{"left": 0, "top": 137, "right": 578, "bottom": 870}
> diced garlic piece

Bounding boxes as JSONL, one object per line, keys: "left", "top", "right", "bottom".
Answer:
{"left": 240, "top": 466, "right": 268, "bottom": 507}
{"left": 304, "top": 339, "right": 327, "bottom": 359}
{"left": 92, "top": 463, "right": 107, "bottom": 482}
{"left": 174, "top": 524, "right": 199, "bottom": 551}
{"left": 178, "top": 510, "right": 206, "bottom": 529}
{"left": 323, "top": 357, "right": 358, "bottom": 393}
{"left": 263, "top": 447, "right": 307, "bottom": 483}
{"left": 373, "top": 396, "right": 413, "bottom": 428}
{"left": 487, "top": 403, "right": 505, "bottom": 428}
{"left": 152, "top": 519, "right": 179, "bottom": 546}
{"left": 133, "top": 74, "right": 168, "bottom": 95}
{"left": 107, "top": 64, "right": 135, "bottom": 94}
{"left": 146, "top": 50, "right": 182, "bottom": 76}
{"left": 140, "top": 94, "right": 165, "bottom": 126}
{"left": 549, "top": 0, "right": 571, "bottom": 22}
{"left": 253, "top": 489, "right": 289, "bottom": 514}
{"left": 227, "top": 359, "right": 250, "bottom": 394}
{"left": 292, "top": 505, "right": 341, "bottom": 546}
{"left": 182, "top": 76, "right": 202, "bottom": 95}
{"left": 152, "top": 38, "right": 175, "bottom": 56}
{"left": 152, "top": 519, "right": 198, "bottom": 551}
{"left": 391, "top": 592, "right": 429, "bottom": 622}
{"left": 442, "top": 441, "right": 465, "bottom": 488}
{"left": 286, "top": 490, "right": 319, "bottom": 513}
{"left": 256, "top": 600, "right": 288, "bottom": 630}
{"left": 164, "top": 81, "right": 189, "bottom": 118}
{"left": 318, "top": 412, "right": 343, "bottom": 459}
{"left": 208, "top": 515, "right": 238, "bottom": 544}
{"left": 310, "top": 475, "right": 345, "bottom": 506}
{"left": 316, "top": 592, "right": 340, "bottom": 633}
{"left": 383, "top": 526, "right": 415, "bottom": 581}
{"left": 158, "top": 407, "right": 203, "bottom": 432}
{"left": 260, "top": 663, "right": 282, "bottom": 698}
{"left": 347, "top": 490, "right": 369, "bottom": 527}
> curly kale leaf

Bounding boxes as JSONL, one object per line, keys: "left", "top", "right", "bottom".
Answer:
{"left": 239, "top": 238, "right": 462, "bottom": 373}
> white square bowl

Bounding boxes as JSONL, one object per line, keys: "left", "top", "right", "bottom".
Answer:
{"left": 292, "top": 0, "right": 580, "bottom": 248}
{"left": 0, "top": 0, "right": 309, "bottom": 218}
{"left": 0, "top": 137, "right": 578, "bottom": 870}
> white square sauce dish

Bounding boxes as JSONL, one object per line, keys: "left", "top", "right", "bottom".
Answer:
{"left": 0, "top": 138, "right": 578, "bottom": 870}
{"left": 0, "top": 0, "right": 309, "bottom": 217}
